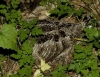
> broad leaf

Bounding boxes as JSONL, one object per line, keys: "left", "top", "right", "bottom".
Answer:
{"left": 0, "top": 24, "right": 17, "bottom": 50}
{"left": 41, "top": 59, "right": 51, "bottom": 71}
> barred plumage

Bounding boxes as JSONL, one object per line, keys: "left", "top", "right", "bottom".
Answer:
{"left": 32, "top": 19, "right": 83, "bottom": 65}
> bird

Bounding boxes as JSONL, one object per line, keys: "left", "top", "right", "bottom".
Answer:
{"left": 32, "top": 18, "right": 83, "bottom": 65}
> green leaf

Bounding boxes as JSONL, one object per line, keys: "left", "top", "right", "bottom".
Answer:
{"left": 9, "top": 74, "right": 19, "bottom": 77}
{"left": 84, "top": 28, "right": 99, "bottom": 41}
{"left": 68, "top": 63, "right": 75, "bottom": 70}
{"left": 7, "top": 4, "right": 11, "bottom": 9}
{"left": 26, "top": 29, "right": 30, "bottom": 35}
{"left": 5, "top": 13, "right": 10, "bottom": 21}
{"left": 11, "top": 0, "right": 20, "bottom": 9}
{"left": 30, "top": 38, "right": 36, "bottom": 46}
{"left": 57, "top": 64, "right": 67, "bottom": 71}
{"left": 0, "top": 9, "right": 7, "bottom": 14}
{"left": 19, "top": 58, "right": 26, "bottom": 67}
{"left": 74, "top": 53, "right": 86, "bottom": 59}
{"left": 98, "top": 49, "right": 100, "bottom": 56}
{"left": 91, "top": 59, "right": 98, "bottom": 69}
{"left": 0, "top": 24, "right": 17, "bottom": 51}
{"left": 94, "top": 41, "right": 100, "bottom": 48}
{"left": 91, "top": 70, "right": 99, "bottom": 77}
{"left": 11, "top": 10, "right": 17, "bottom": 17}
{"left": 22, "top": 20, "right": 28, "bottom": 28}
{"left": 84, "top": 60, "right": 92, "bottom": 68}
{"left": 51, "top": 64, "right": 67, "bottom": 77}
{"left": 28, "top": 18, "right": 38, "bottom": 29}
{"left": 0, "top": 4, "right": 6, "bottom": 8}
{"left": 18, "top": 68, "right": 26, "bottom": 76}
{"left": 18, "top": 28, "right": 28, "bottom": 42}
{"left": 22, "top": 40, "right": 32, "bottom": 54}
{"left": 10, "top": 18, "right": 15, "bottom": 23}
{"left": 84, "top": 44, "right": 92, "bottom": 53}
{"left": 17, "top": 9, "right": 21, "bottom": 17}
{"left": 32, "top": 26, "right": 43, "bottom": 36}
{"left": 74, "top": 8, "right": 84, "bottom": 16}
{"left": 74, "top": 44, "right": 84, "bottom": 53}
{"left": 39, "top": 1, "right": 47, "bottom": 6}
{"left": 81, "top": 69, "right": 89, "bottom": 76}
{"left": 50, "top": 8, "right": 59, "bottom": 15}
{"left": 10, "top": 52, "right": 21, "bottom": 59}
{"left": 25, "top": 66, "right": 32, "bottom": 77}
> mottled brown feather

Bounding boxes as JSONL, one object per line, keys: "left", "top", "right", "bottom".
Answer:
{"left": 32, "top": 19, "right": 83, "bottom": 65}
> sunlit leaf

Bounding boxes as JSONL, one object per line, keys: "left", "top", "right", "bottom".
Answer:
{"left": 34, "top": 59, "right": 51, "bottom": 77}
{"left": 34, "top": 69, "right": 43, "bottom": 77}
{"left": 41, "top": 59, "right": 51, "bottom": 71}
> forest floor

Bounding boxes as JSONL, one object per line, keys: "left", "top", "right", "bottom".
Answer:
{"left": 1, "top": 0, "right": 100, "bottom": 77}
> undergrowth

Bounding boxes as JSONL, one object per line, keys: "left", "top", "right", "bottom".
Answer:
{"left": 0, "top": 0, "right": 100, "bottom": 77}
{"left": 0, "top": 0, "right": 43, "bottom": 77}
{"left": 69, "top": 26, "right": 100, "bottom": 77}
